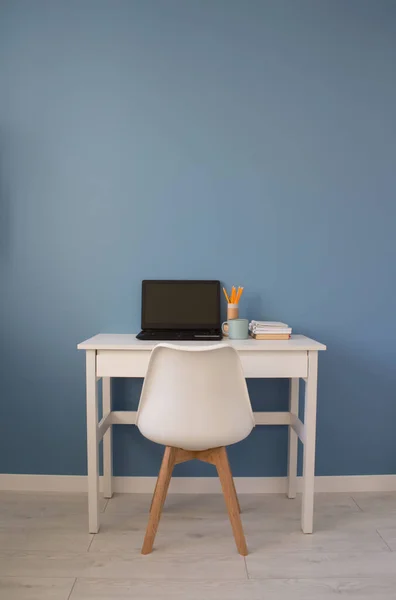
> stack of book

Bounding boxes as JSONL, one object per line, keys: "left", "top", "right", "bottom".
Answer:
{"left": 249, "top": 321, "right": 292, "bottom": 340}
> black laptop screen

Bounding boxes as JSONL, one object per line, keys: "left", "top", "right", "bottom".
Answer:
{"left": 141, "top": 280, "right": 220, "bottom": 330}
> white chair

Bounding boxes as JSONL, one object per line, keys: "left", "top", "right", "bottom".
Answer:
{"left": 136, "top": 343, "right": 255, "bottom": 555}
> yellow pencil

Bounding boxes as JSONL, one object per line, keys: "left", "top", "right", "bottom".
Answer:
{"left": 231, "top": 286, "right": 236, "bottom": 303}
{"left": 222, "top": 287, "right": 230, "bottom": 303}
{"left": 236, "top": 286, "right": 244, "bottom": 303}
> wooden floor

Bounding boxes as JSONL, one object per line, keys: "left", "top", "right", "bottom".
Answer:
{"left": 0, "top": 491, "right": 396, "bottom": 599}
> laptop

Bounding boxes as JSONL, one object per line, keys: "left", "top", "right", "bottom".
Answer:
{"left": 136, "top": 280, "right": 222, "bottom": 341}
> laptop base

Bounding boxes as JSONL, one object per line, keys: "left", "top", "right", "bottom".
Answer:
{"left": 137, "top": 330, "right": 222, "bottom": 341}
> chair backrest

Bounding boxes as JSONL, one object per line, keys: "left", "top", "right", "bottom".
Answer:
{"left": 136, "top": 343, "right": 255, "bottom": 451}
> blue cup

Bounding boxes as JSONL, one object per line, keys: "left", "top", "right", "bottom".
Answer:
{"left": 222, "top": 318, "right": 249, "bottom": 340}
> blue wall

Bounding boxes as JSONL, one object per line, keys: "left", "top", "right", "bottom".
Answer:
{"left": 1, "top": 0, "right": 395, "bottom": 478}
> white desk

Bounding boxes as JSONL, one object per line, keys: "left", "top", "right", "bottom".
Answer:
{"left": 78, "top": 334, "right": 326, "bottom": 535}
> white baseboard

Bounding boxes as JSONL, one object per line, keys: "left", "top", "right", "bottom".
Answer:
{"left": 0, "top": 474, "right": 396, "bottom": 494}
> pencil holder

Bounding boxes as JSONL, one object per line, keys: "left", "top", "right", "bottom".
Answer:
{"left": 223, "top": 303, "right": 239, "bottom": 336}
{"left": 227, "top": 303, "right": 239, "bottom": 320}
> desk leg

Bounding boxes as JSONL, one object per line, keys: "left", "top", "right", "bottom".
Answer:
{"left": 287, "top": 378, "right": 299, "bottom": 499}
{"left": 86, "top": 351, "right": 100, "bottom": 533}
{"left": 301, "top": 351, "right": 318, "bottom": 534}
{"left": 102, "top": 377, "right": 113, "bottom": 499}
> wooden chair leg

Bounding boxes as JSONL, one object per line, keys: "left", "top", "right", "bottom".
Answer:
{"left": 149, "top": 448, "right": 194, "bottom": 513}
{"left": 149, "top": 478, "right": 158, "bottom": 513}
{"left": 149, "top": 471, "right": 173, "bottom": 514}
{"left": 142, "top": 446, "right": 176, "bottom": 554}
{"left": 231, "top": 477, "right": 241, "bottom": 514}
{"left": 214, "top": 447, "right": 248, "bottom": 556}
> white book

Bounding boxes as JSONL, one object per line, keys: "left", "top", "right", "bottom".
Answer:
{"left": 250, "top": 320, "right": 289, "bottom": 328}
{"left": 251, "top": 328, "right": 292, "bottom": 335}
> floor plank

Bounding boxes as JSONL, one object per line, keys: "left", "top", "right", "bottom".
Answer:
{"left": 0, "top": 529, "right": 93, "bottom": 553}
{"left": 0, "top": 492, "right": 107, "bottom": 522}
{"left": 245, "top": 551, "right": 396, "bottom": 579}
{"left": 0, "top": 550, "right": 247, "bottom": 581}
{"left": 352, "top": 493, "right": 396, "bottom": 514}
{"left": 313, "top": 510, "right": 396, "bottom": 533}
{"left": 377, "top": 527, "right": 396, "bottom": 551}
{"left": 70, "top": 577, "right": 396, "bottom": 599}
{"left": 0, "top": 577, "right": 74, "bottom": 600}
{"left": 0, "top": 512, "right": 90, "bottom": 531}
{"left": 71, "top": 578, "right": 264, "bottom": 599}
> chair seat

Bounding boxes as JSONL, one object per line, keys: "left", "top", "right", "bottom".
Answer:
{"left": 140, "top": 425, "right": 252, "bottom": 452}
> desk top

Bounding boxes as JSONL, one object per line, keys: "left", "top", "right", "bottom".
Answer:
{"left": 78, "top": 334, "right": 326, "bottom": 352}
